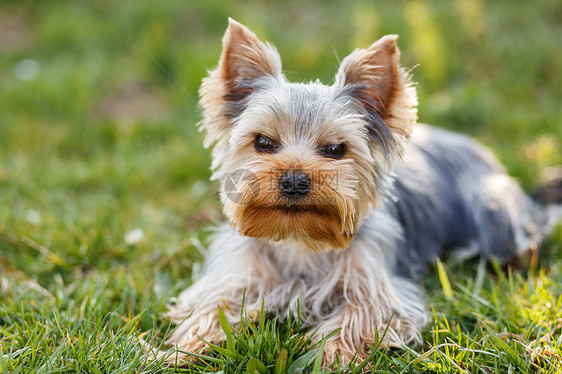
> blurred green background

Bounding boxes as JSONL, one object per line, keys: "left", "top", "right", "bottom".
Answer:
{"left": 0, "top": 0, "right": 561, "bottom": 369}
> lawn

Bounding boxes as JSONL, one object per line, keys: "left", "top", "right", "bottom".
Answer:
{"left": 1, "top": 0, "right": 561, "bottom": 372}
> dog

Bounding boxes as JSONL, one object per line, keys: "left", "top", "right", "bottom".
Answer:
{"left": 162, "top": 18, "right": 560, "bottom": 366}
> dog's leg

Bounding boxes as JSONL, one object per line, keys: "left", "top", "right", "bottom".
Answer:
{"left": 162, "top": 304, "right": 226, "bottom": 364}
{"left": 159, "top": 231, "right": 269, "bottom": 364}
{"left": 310, "top": 247, "right": 427, "bottom": 367}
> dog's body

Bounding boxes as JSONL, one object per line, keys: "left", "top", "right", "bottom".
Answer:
{"left": 389, "top": 124, "right": 541, "bottom": 278}
{"left": 164, "top": 19, "right": 556, "bottom": 365}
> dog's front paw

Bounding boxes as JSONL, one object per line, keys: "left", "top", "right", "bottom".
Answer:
{"left": 383, "top": 316, "right": 421, "bottom": 347}
{"left": 163, "top": 328, "right": 227, "bottom": 366}
{"left": 161, "top": 307, "right": 228, "bottom": 366}
{"left": 161, "top": 335, "right": 206, "bottom": 365}
{"left": 321, "top": 339, "right": 365, "bottom": 368}
{"left": 318, "top": 315, "right": 421, "bottom": 368}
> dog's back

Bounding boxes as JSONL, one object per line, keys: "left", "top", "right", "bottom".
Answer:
{"left": 388, "top": 124, "right": 545, "bottom": 278}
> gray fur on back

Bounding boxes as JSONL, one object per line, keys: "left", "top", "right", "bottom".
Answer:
{"left": 384, "top": 124, "right": 543, "bottom": 278}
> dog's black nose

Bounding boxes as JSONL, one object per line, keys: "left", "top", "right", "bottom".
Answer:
{"left": 279, "top": 171, "right": 311, "bottom": 200}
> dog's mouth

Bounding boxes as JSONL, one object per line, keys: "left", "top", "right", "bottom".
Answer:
{"left": 233, "top": 203, "right": 354, "bottom": 250}
{"left": 261, "top": 192, "right": 338, "bottom": 215}
{"left": 273, "top": 203, "right": 332, "bottom": 215}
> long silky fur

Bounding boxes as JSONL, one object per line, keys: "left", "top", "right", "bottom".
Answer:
{"left": 166, "top": 209, "right": 427, "bottom": 361}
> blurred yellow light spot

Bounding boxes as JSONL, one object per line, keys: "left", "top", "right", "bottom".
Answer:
{"left": 525, "top": 134, "right": 561, "bottom": 168}
{"left": 350, "top": 2, "right": 380, "bottom": 49}
{"left": 455, "top": 0, "right": 484, "bottom": 36}
{"left": 293, "top": 41, "right": 321, "bottom": 71}
{"left": 404, "top": 0, "right": 447, "bottom": 84}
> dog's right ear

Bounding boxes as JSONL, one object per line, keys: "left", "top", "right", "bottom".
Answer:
{"left": 199, "top": 18, "right": 282, "bottom": 148}
{"left": 334, "top": 35, "right": 417, "bottom": 159}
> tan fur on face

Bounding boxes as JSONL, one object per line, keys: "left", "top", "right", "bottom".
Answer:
{"left": 223, "top": 153, "right": 359, "bottom": 250}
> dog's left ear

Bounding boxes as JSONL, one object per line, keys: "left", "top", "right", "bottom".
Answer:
{"left": 335, "top": 35, "right": 417, "bottom": 149}
{"left": 199, "top": 18, "right": 282, "bottom": 149}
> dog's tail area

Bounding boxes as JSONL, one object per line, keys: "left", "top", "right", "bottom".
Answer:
{"left": 544, "top": 204, "right": 562, "bottom": 235}
{"left": 532, "top": 166, "right": 562, "bottom": 204}
{"left": 532, "top": 166, "right": 562, "bottom": 237}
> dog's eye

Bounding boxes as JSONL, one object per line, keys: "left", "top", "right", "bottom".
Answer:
{"left": 255, "top": 134, "right": 279, "bottom": 153}
{"left": 321, "top": 144, "right": 346, "bottom": 158}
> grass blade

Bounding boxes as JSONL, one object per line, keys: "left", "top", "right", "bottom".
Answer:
{"left": 217, "top": 306, "right": 235, "bottom": 352}
{"left": 436, "top": 257, "right": 453, "bottom": 300}
{"left": 311, "top": 339, "right": 325, "bottom": 374}
{"left": 274, "top": 348, "right": 288, "bottom": 374}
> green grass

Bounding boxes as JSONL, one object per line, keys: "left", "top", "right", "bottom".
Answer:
{"left": 1, "top": 0, "right": 561, "bottom": 372}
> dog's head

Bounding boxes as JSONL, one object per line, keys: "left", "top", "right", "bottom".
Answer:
{"left": 199, "top": 19, "right": 417, "bottom": 250}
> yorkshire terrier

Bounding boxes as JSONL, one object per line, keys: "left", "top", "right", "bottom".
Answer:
{"left": 162, "top": 18, "right": 560, "bottom": 366}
